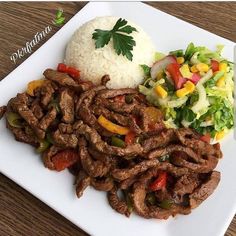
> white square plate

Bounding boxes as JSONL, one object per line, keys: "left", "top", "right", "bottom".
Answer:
{"left": 0, "top": 2, "right": 235, "bottom": 236}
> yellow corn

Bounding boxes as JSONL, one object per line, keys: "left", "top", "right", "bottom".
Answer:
{"left": 177, "top": 57, "right": 185, "bottom": 64}
{"left": 27, "top": 79, "right": 45, "bottom": 96}
{"left": 190, "top": 65, "right": 198, "bottom": 73}
{"left": 179, "top": 64, "right": 193, "bottom": 79}
{"left": 156, "top": 70, "right": 164, "bottom": 80}
{"left": 176, "top": 88, "right": 189, "bottom": 98}
{"left": 176, "top": 81, "right": 195, "bottom": 98}
{"left": 155, "top": 85, "right": 168, "bottom": 98}
{"left": 216, "top": 76, "right": 225, "bottom": 87}
{"left": 219, "top": 62, "right": 227, "bottom": 72}
{"left": 196, "top": 63, "right": 209, "bottom": 72}
{"left": 215, "top": 130, "right": 225, "bottom": 141}
{"left": 184, "top": 81, "right": 195, "bottom": 93}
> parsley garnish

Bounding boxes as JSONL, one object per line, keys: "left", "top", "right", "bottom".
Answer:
{"left": 92, "top": 18, "right": 138, "bottom": 61}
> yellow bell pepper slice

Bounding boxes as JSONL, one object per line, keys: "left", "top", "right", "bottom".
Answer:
{"left": 98, "top": 115, "right": 130, "bottom": 135}
{"left": 179, "top": 64, "right": 193, "bottom": 79}
{"left": 27, "top": 79, "right": 45, "bottom": 96}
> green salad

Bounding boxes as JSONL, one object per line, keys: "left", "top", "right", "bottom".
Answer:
{"left": 139, "top": 43, "right": 234, "bottom": 141}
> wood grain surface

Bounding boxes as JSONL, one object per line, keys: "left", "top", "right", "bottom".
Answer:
{"left": 0, "top": 2, "right": 235, "bottom": 236}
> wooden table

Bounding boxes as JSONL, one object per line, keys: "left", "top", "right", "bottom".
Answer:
{"left": 0, "top": 2, "right": 235, "bottom": 236}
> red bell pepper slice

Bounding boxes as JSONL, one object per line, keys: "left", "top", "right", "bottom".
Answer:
{"left": 211, "top": 60, "right": 219, "bottom": 72}
{"left": 67, "top": 66, "right": 80, "bottom": 79}
{"left": 125, "top": 131, "right": 136, "bottom": 145}
{"left": 166, "top": 63, "right": 186, "bottom": 89}
{"left": 57, "top": 63, "right": 68, "bottom": 73}
{"left": 200, "top": 133, "right": 211, "bottom": 143}
{"left": 149, "top": 171, "right": 167, "bottom": 191}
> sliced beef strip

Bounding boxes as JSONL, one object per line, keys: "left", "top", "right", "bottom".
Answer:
{"left": 43, "top": 69, "right": 93, "bottom": 93}
{"left": 143, "top": 129, "right": 177, "bottom": 152}
{"left": 38, "top": 107, "right": 57, "bottom": 131}
{"left": 107, "top": 187, "right": 131, "bottom": 217}
{"left": 90, "top": 177, "right": 114, "bottom": 191}
{"left": 52, "top": 129, "right": 78, "bottom": 148}
{"left": 96, "top": 88, "right": 138, "bottom": 99}
{"left": 38, "top": 81, "right": 55, "bottom": 107}
{"left": 173, "top": 174, "right": 201, "bottom": 203}
{"left": 59, "top": 88, "right": 74, "bottom": 124}
{"left": 30, "top": 101, "right": 44, "bottom": 119}
{"left": 78, "top": 137, "right": 109, "bottom": 177}
{"left": 74, "top": 121, "right": 143, "bottom": 157}
{"left": 10, "top": 93, "right": 45, "bottom": 139}
{"left": 0, "top": 106, "right": 6, "bottom": 120}
{"left": 171, "top": 152, "right": 218, "bottom": 173}
{"left": 147, "top": 145, "right": 200, "bottom": 161}
{"left": 131, "top": 166, "right": 191, "bottom": 219}
{"left": 176, "top": 128, "right": 222, "bottom": 159}
{"left": 6, "top": 122, "right": 38, "bottom": 146}
{"left": 43, "top": 145, "right": 63, "bottom": 170}
{"left": 75, "top": 170, "right": 91, "bottom": 198}
{"left": 189, "top": 171, "right": 220, "bottom": 209}
{"left": 91, "top": 105, "right": 130, "bottom": 126}
{"left": 119, "top": 176, "right": 139, "bottom": 190}
{"left": 58, "top": 123, "right": 73, "bottom": 134}
{"left": 111, "top": 159, "right": 159, "bottom": 181}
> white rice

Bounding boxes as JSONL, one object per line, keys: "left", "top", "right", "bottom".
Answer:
{"left": 65, "top": 16, "right": 156, "bottom": 89}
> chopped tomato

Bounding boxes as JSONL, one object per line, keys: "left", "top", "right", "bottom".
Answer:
{"left": 211, "top": 60, "right": 219, "bottom": 72}
{"left": 200, "top": 133, "right": 211, "bottom": 143}
{"left": 125, "top": 131, "right": 136, "bottom": 145}
{"left": 149, "top": 172, "right": 167, "bottom": 191}
{"left": 114, "top": 95, "right": 125, "bottom": 103}
{"left": 52, "top": 149, "right": 79, "bottom": 171}
{"left": 67, "top": 66, "right": 80, "bottom": 79}
{"left": 189, "top": 73, "right": 201, "bottom": 85}
{"left": 57, "top": 63, "right": 68, "bottom": 73}
{"left": 166, "top": 63, "right": 186, "bottom": 89}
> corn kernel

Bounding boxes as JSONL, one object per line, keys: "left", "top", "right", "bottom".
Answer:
{"left": 215, "top": 130, "right": 225, "bottom": 141}
{"left": 156, "top": 70, "right": 164, "bottom": 80}
{"left": 180, "top": 64, "right": 193, "bottom": 79}
{"left": 190, "top": 65, "right": 198, "bottom": 73}
{"left": 196, "top": 63, "right": 209, "bottom": 72}
{"left": 155, "top": 85, "right": 168, "bottom": 98}
{"left": 184, "top": 81, "right": 195, "bottom": 93}
{"left": 219, "top": 62, "right": 227, "bottom": 72}
{"left": 216, "top": 76, "right": 225, "bottom": 87}
{"left": 177, "top": 57, "right": 185, "bottom": 64}
{"left": 176, "top": 88, "right": 189, "bottom": 98}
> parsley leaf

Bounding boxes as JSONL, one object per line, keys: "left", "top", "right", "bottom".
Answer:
{"left": 92, "top": 18, "right": 137, "bottom": 61}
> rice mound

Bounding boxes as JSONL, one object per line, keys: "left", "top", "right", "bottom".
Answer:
{"left": 65, "top": 16, "right": 156, "bottom": 89}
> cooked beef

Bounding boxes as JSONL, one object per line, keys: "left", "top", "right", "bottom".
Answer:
{"left": 43, "top": 145, "right": 63, "bottom": 170}
{"left": 58, "top": 123, "right": 73, "bottom": 134}
{"left": 44, "top": 69, "right": 93, "bottom": 93}
{"left": 75, "top": 121, "right": 143, "bottom": 157}
{"left": 39, "top": 107, "right": 57, "bottom": 131}
{"left": 112, "top": 159, "right": 159, "bottom": 181}
{"left": 5, "top": 69, "right": 223, "bottom": 220}
{"left": 75, "top": 170, "right": 91, "bottom": 198}
{"left": 10, "top": 93, "right": 45, "bottom": 139}
{"left": 91, "top": 105, "right": 130, "bottom": 126}
{"left": 59, "top": 88, "right": 74, "bottom": 123}
{"left": 0, "top": 105, "right": 6, "bottom": 119}
{"left": 107, "top": 187, "right": 131, "bottom": 217}
{"left": 90, "top": 177, "right": 114, "bottom": 191}
{"left": 189, "top": 171, "right": 220, "bottom": 209}
{"left": 143, "top": 129, "right": 177, "bottom": 152}
{"left": 78, "top": 137, "right": 109, "bottom": 177}
{"left": 30, "top": 101, "right": 44, "bottom": 119}
{"left": 52, "top": 129, "right": 78, "bottom": 148}
{"left": 6, "top": 122, "right": 38, "bottom": 146}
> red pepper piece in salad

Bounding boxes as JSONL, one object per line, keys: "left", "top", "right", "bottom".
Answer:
{"left": 149, "top": 171, "right": 167, "bottom": 191}
{"left": 211, "top": 60, "right": 219, "bottom": 72}
{"left": 166, "top": 63, "right": 186, "bottom": 89}
{"left": 200, "top": 133, "right": 211, "bottom": 143}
